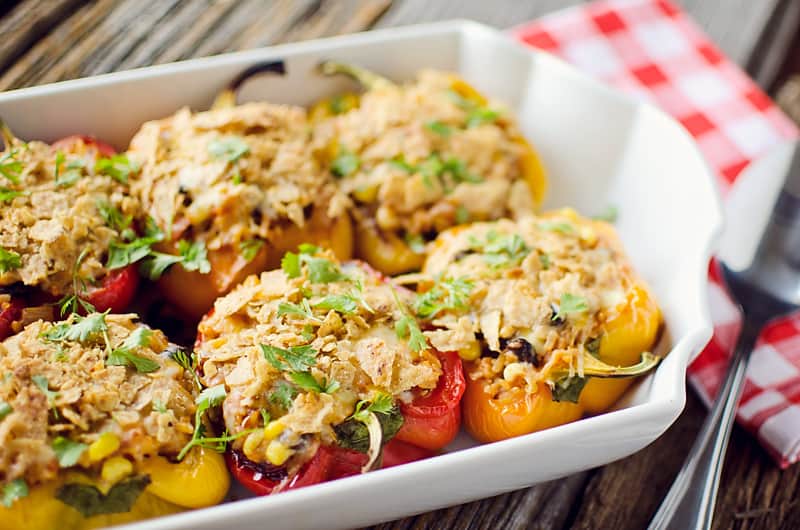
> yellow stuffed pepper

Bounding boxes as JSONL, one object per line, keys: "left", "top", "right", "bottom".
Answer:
{"left": 126, "top": 67, "right": 352, "bottom": 319}
{"left": 309, "top": 61, "right": 547, "bottom": 276}
{"left": 0, "top": 313, "right": 229, "bottom": 529}
{"left": 418, "top": 210, "right": 662, "bottom": 443}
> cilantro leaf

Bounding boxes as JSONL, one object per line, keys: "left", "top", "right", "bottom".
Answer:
{"left": 208, "top": 136, "right": 250, "bottom": 163}
{"left": 96, "top": 200, "right": 131, "bottom": 233}
{"left": 539, "top": 253, "right": 551, "bottom": 270}
{"left": 31, "top": 375, "right": 58, "bottom": 408}
{"left": 304, "top": 256, "right": 346, "bottom": 283}
{"left": 0, "top": 247, "right": 21, "bottom": 274}
{"left": 261, "top": 344, "right": 317, "bottom": 372}
{"left": 277, "top": 299, "right": 321, "bottom": 322}
{"left": 414, "top": 276, "right": 473, "bottom": 319}
{"left": 107, "top": 239, "right": 153, "bottom": 270}
{"left": 471, "top": 231, "right": 531, "bottom": 269}
{"left": 425, "top": 120, "right": 452, "bottom": 137}
{"left": 239, "top": 238, "right": 264, "bottom": 262}
{"left": 388, "top": 154, "right": 415, "bottom": 173}
{"left": 54, "top": 151, "right": 83, "bottom": 187}
{"left": 269, "top": 381, "right": 297, "bottom": 410}
{"left": 395, "top": 314, "right": 427, "bottom": 353}
{"left": 551, "top": 293, "right": 589, "bottom": 322}
{"left": 197, "top": 384, "right": 227, "bottom": 409}
{"left": 177, "top": 240, "right": 211, "bottom": 273}
{"left": 331, "top": 148, "right": 360, "bottom": 178}
{"left": 0, "top": 187, "right": 26, "bottom": 203}
{"left": 351, "top": 392, "right": 394, "bottom": 423}
{"left": 466, "top": 107, "right": 500, "bottom": 128}
{"left": 281, "top": 251, "right": 301, "bottom": 278}
{"left": 2, "top": 478, "right": 28, "bottom": 508}
{"left": 138, "top": 251, "right": 182, "bottom": 280}
{"left": 52, "top": 436, "right": 87, "bottom": 467}
{"left": 44, "top": 312, "right": 108, "bottom": 343}
{"left": 289, "top": 371, "right": 339, "bottom": 394}
{"left": 0, "top": 149, "right": 22, "bottom": 185}
{"left": 94, "top": 154, "right": 138, "bottom": 184}
{"left": 107, "top": 349, "right": 160, "bottom": 373}
{"left": 313, "top": 294, "right": 359, "bottom": 315}
{"left": 0, "top": 401, "right": 12, "bottom": 420}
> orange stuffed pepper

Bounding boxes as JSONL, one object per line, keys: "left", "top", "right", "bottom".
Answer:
{"left": 309, "top": 61, "right": 547, "bottom": 275}
{"left": 418, "top": 209, "right": 662, "bottom": 442}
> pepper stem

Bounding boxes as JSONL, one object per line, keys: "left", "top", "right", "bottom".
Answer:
{"left": 362, "top": 410, "right": 384, "bottom": 472}
{"left": 0, "top": 120, "right": 18, "bottom": 150}
{"left": 316, "top": 60, "right": 394, "bottom": 91}
{"left": 211, "top": 60, "right": 287, "bottom": 110}
{"left": 580, "top": 351, "right": 661, "bottom": 379}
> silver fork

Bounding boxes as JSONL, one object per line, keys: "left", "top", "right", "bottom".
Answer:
{"left": 649, "top": 141, "right": 800, "bottom": 530}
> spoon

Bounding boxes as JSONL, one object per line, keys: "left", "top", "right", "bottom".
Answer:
{"left": 648, "top": 141, "right": 800, "bottom": 530}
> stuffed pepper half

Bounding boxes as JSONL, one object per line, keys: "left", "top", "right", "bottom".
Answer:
{"left": 0, "top": 313, "right": 229, "bottom": 529}
{"left": 310, "top": 62, "right": 547, "bottom": 275}
{"left": 419, "top": 210, "right": 662, "bottom": 442}
{"left": 0, "top": 129, "right": 142, "bottom": 340}
{"left": 194, "top": 246, "right": 465, "bottom": 495}
{"left": 127, "top": 93, "right": 352, "bottom": 319}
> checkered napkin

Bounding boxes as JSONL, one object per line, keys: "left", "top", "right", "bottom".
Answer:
{"left": 511, "top": 0, "right": 800, "bottom": 467}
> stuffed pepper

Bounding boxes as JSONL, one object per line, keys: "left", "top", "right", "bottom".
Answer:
{"left": 0, "top": 312, "right": 229, "bottom": 529}
{"left": 310, "top": 62, "right": 547, "bottom": 275}
{"left": 127, "top": 73, "right": 352, "bottom": 319}
{"left": 0, "top": 127, "right": 142, "bottom": 341}
{"left": 418, "top": 209, "right": 662, "bottom": 442}
{"left": 194, "top": 246, "right": 464, "bottom": 495}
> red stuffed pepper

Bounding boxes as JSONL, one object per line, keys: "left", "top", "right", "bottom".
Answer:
{"left": 194, "top": 246, "right": 464, "bottom": 495}
{"left": 0, "top": 127, "right": 140, "bottom": 340}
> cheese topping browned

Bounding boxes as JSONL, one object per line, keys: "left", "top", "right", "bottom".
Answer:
{"left": 128, "top": 103, "right": 348, "bottom": 252}
{"left": 420, "top": 210, "right": 634, "bottom": 396}
{"left": 195, "top": 248, "right": 441, "bottom": 467}
{"left": 311, "top": 69, "right": 536, "bottom": 239}
{"left": 0, "top": 139, "right": 139, "bottom": 296}
{"left": 0, "top": 314, "right": 195, "bottom": 488}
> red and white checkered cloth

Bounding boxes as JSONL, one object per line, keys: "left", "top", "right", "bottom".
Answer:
{"left": 512, "top": 0, "right": 800, "bottom": 467}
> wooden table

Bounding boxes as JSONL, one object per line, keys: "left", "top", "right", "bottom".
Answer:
{"left": 2, "top": 1, "right": 799, "bottom": 529}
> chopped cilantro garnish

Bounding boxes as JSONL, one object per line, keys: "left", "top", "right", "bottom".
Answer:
{"left": 0, "top": 187, "right": 26, "bottom": 203}
{"left": 57, "top": 249, "right": 96, "bottom": 316}
{"left": 96, "top": 200, "right": 131, "bottom": 233}
{"left": 455, "top": 205, "right": 470, "bottom": 224}
{"left": 52, "top": 436, "right": 87, "bottom": 467}
{"left": 0, "top": 247, "right": 21, "bottom": 274}
{"left": 313, "top": 293, "right": 359, "bottom": 315}
{"left": 425, "top": 120, "right": 452, "bottom": 137}
{"left": 107, "top": 328, "right": 159, "bottom": 373}
{"left": 0, "top": 149, "right": 22, "bottom": 185}
{"left": 1, "top": 478, "right": 28, "bottom": 507}
{"left": 152, "top": 400, "right": 168, "bottom": 414}
{"left": 277, "top": 299, "right": 321, "bottom": 322}
{"left": 551, "top": 293, "right": 589, "bottom": 322}
{"left": 404, "top": 233, "right": 426, "bottom": 254}
{"left": 539, "top": 253, "right": 551, "bottom": 270}
{"left": 418, "top": 153, "right": 482, "bottom": 191}
{"left": 289, "top": 371, "right": 340, "bottom": 394}
{"left": 331, "top": 148, "right": 360, "bottom": 178}
{"left": 239, "top": 238, "right": 264, "bottom": 262}
{"left": 388, "top": 154, "right": 415, "bottom": 173}
{"left": 43, "top": 311, "right": 108, "bottom": 343}
{"left": 350, "top": 392, "right": 394, "bottom": 423}
{"left": 95, "top": 154, "right": 138, "bottom": 184}
{"left": 208, "top": 136, "right": 250, "bottom": 163}
{"left": 139, "top": 239, "right": 210, "bottom": 280}
{"left": 0, "top": 401, "right": 12, "bottom": 420}
{"left": 260, "top": 344, "right": 317, "bottom": 373}
{"left": 466, "top": 107, "right": 500, "bottom": 128}
{"left": 414, "top": 276, "right": 473, "bottom": 319}
{"left": 54, "top": 151, "right": 83, "bottom": 187}
{"left": 471, "top": 231, "right": 530, "bottom": 268}
{"left": 269, "top": 381, "right": 297, "bottom": 410}
{"left": 31, "top": 375, "right": 58, "bottom": 410}
{"left": 395, "top": 314, "right": 427, "bottom": 353}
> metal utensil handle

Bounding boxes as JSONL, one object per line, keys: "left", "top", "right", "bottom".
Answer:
{"left": 648, "top": 323, "right": 760, "bottom": 530}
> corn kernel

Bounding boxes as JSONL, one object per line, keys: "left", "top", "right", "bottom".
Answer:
{"left": 101, "top": 456, "right": 133, "bottom": 483}
{"left": 503, "top": 362, "right": 526, "bottom": 382}
{"left": 88, "top": 432, "right": 120, "bottom": 462}
{"left": 266, "top": 440, "right": 291, "bottom": 466}
{"left": 242, "top": 430, "right": 265, "bottom": 461}
{"left": 263, "top": 420, "right": 284, "bottom": 442}
{"left": 579, "top": 226, "right": 597, "bottom": 245}
{"left": 352, "top": 185, "right": 378, "bottom": 204}
{"left": 458, "top": 341, "right": 481, "bottom": 362}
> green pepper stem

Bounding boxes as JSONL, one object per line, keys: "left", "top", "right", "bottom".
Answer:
{"left": 211, "top": 60, "right": 287, "bottom": 110}
{"left": 580, "top": 351, "right": 661, "bottom": 379}
{"left": 316, "top": 60, "right": 394, "bottom": 91}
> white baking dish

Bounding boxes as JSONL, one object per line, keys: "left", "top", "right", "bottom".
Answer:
{"left": 0, "top": 20, "right": 723, "bottom": 530}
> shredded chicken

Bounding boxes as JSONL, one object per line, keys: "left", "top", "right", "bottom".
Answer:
{"left": 0, "top": 314, "right": 195, "bottom": 488}
{"left": 311, "top": 69, "right": 536, "bottom": 239}
{"left": 196, "top": 249, "right": 441, "bottom": 466}
{"left": 0, "top": 139, "right": 139, "bottom": 296}
{"left": 128, "top": 103, "right": 348, "bottom": 252}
